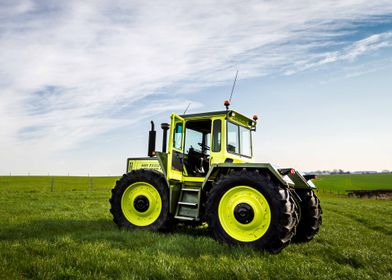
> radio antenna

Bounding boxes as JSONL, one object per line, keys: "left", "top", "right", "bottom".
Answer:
{"left": 183, "top": 103, "right": 191, "bottom": 114}
{"left": 229, "top": 69, "right": 238, "bottom": 103}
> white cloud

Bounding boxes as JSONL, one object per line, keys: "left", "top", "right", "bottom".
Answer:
{"left": 1, "top": 0, "right": 392, "bottom": 173}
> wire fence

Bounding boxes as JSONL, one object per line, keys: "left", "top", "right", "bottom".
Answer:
{"left": 1, "top": 175, "right": 349, "bottom": 195}
{"left": 2, "top": 175, "right": 388, "bottom": 197}
{"left": 0, "top": 175, "right": 118, "bottom": 193}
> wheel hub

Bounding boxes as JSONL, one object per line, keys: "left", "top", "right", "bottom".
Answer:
{"left": 218, "top": 185, "right": 271, "bottom": 242}
{"left": 133, "top": 195, "right": 149, "bottom": 212}
{"left": 234, "top": 203, "right": 254, "bottom": 224}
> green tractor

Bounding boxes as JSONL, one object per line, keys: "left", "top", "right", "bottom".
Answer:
{"left": 109, "top": 102, "right": 322, "bottom": 253}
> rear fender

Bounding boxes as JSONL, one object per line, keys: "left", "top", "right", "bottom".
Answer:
{"left": 202, "top": 163, "right": 294, "bottom": 190}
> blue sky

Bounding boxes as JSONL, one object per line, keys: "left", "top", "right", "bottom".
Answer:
{"left": 0, "top": 0, "right": 391, "bottom": 175}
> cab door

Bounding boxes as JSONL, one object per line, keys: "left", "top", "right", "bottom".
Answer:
{"left": 167, "top": 113, "right": 185, "bottom": 181}
{"left": 210, "top": 118, "right": 224, "bottom": 165}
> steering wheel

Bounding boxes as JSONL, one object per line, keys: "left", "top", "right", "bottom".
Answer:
{"left": 198, "top": 142, "right": 210, "bottom": 151}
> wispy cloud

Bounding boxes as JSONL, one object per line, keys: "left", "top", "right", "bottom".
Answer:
{"left": 0, "top": 0, "right": 392, "bottom": 172}
{"left": 284, "top": 32, "right": 392, "bottom": 74}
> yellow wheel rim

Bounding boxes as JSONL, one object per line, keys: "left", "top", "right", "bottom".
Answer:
{"left": 121, "top": 182, "right": 162, "bottom": 227}
{"left": 218, "top": 186, "right": 271, "bottom": 242}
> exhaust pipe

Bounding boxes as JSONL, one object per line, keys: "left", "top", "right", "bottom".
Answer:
{"left": 148, "top": 121, "right": 156, "bottom": 157}
{"left": 161, "top": 123, "right": 170, "bottom": 153}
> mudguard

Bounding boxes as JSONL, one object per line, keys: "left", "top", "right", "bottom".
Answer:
{"left": 201, "top": 163, "right": 316, "bottom": 190}
{"left": 282, "top": 170, "right": 317, "bottom": 189}
{"left": 201, "top": 163, "right": 293, "bottom": 189}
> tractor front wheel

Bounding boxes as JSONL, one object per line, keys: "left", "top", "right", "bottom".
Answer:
{"left": 206, "top": 170, "right": 297, "bottom": 253}
{"left": 109, "top": 169, "right": 172, "bottom": 231}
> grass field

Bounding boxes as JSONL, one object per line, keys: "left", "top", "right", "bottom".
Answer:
{"left": 314, "top": 173, "right": 392, "bottom": 193}
{"left": 0, "top": 175, "right": 391, "bottom": 279}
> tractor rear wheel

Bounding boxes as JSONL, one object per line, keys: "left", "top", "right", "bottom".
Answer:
{"left": 206, "top": 170, "right": 297, "bottom": 253}
{"left": 292, "top": 189, "right": 322, "bottom": 242}
{"left": 109, "top": 169, "right": 172, "bottom": 231}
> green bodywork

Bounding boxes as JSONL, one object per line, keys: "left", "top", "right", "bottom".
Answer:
{"left": 126, "top": 109, "right": 316, "bottom": 221}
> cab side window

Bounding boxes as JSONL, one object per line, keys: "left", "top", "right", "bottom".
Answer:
{"left": 173, "top": 123, "right": 183, "bottom": 150}
{"left": 212, "top": 120, "right": 221, "bottom": 152}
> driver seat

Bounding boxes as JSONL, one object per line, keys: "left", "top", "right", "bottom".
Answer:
{"left": 187, "top": 147, "right": 205, "bottom": 175}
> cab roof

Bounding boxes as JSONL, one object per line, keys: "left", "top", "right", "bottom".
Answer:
{"left": 180, "top": 110, "right": 227, "bottom": 119}
{"left": 180, "top": 110, "right": 257, "bottom": 130}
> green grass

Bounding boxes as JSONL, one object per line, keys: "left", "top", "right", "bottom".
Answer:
{"left": 0, "top": 176, "right": 391, "bottom": 279}
{"left": 314, "top": 173, "right": 392, "bottom": 193}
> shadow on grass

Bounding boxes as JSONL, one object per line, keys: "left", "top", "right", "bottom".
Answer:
{"left": 0, "top": 218, "right": 250, "bottom": 258}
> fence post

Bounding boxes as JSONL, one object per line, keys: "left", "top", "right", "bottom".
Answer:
{"left": 50, "top": 177, "right": 54, "bottom": 192}
{"left": 89, "top": 177, "right": 93, "bottom": 191}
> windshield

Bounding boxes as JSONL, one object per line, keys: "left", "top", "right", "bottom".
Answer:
{"left": 240, "top": 126, "right": 252, "bottom": 157}
{"left": 227, "top": 121, "right": 252, "bottom": 157}
{"left": 184, "top": 120, "right": 211, "bottom": 154}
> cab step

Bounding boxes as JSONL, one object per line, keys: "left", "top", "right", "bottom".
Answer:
{"left": 175, "top": 186, "right": 202, "bottom": 221}
{"left": 174, "top": 215, "right": 195, "bottom": 221}
{"left": 178, "top": 201, "right": 198, "bottom": 207}
{"left": 181, "top": 188, "right": 200, "bottom": 192}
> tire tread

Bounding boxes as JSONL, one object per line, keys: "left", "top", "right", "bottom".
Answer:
{"left": 206, "top": 169, "right": 297, "bottom": 253}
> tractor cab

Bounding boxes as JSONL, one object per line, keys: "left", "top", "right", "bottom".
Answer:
{"left": 163, "top": 110, "right": 257, "bottom": 182}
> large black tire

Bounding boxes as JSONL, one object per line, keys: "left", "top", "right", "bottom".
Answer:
{"left": 109, "top": 169, "right": 172, "bottom": 231}
{"left": 206, "top": 170, "right": 297, "bottom": 253}
{"left": 292, "top": 189, "right": 322, "bottom": 242}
